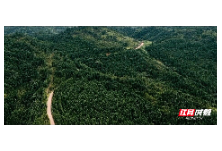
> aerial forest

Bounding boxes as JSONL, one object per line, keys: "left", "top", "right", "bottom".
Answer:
{"left": 4, "top": 26, "right": 217, "bottom": 125}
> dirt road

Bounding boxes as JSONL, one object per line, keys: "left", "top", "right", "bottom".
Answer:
{"left": 135, "top": 42, "right": 144, "bottom": 49}
{"left": 47, "top": 91, "right": 55, "bottom": 125}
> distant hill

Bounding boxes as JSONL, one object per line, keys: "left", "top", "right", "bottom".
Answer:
{"left": 4, "top": 26, "right": 71, "bottom": 35}
{"left": 111, "top": 26, "right": 217, "bottom": 41}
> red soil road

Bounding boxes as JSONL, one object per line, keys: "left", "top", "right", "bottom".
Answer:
{"left": 47, "top": 91, "right": 55, "bottom": 125}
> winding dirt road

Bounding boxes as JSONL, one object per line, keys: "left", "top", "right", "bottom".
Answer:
{"left": 47, "top": 91, "right": 55, "bottom": 125}
{"left": 135, "top": 42, "right": 144, "bottom": 49}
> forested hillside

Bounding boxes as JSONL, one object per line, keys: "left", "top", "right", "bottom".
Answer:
{"left": 4, "top": 26, "right": 217, "bottom": 125}
{"left": 4, "top": 33, "right": 51, "bottom": 124}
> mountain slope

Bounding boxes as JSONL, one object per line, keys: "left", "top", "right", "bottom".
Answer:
{"left": 50, "top": 27, "right": 216, "bottom": 124}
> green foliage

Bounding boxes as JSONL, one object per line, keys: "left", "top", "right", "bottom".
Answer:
{"left": 4, "top": 34, "right": 50, "bottom": 124}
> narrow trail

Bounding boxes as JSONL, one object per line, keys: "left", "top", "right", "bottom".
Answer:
{"left": 135, "top": 42, "right": 144, "bottom": 49}
{"left": 47, "top": 91, "right": 55, "bottom": 125}
{"left": 46, "top": 53, "right": 55, "bottom": 125}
